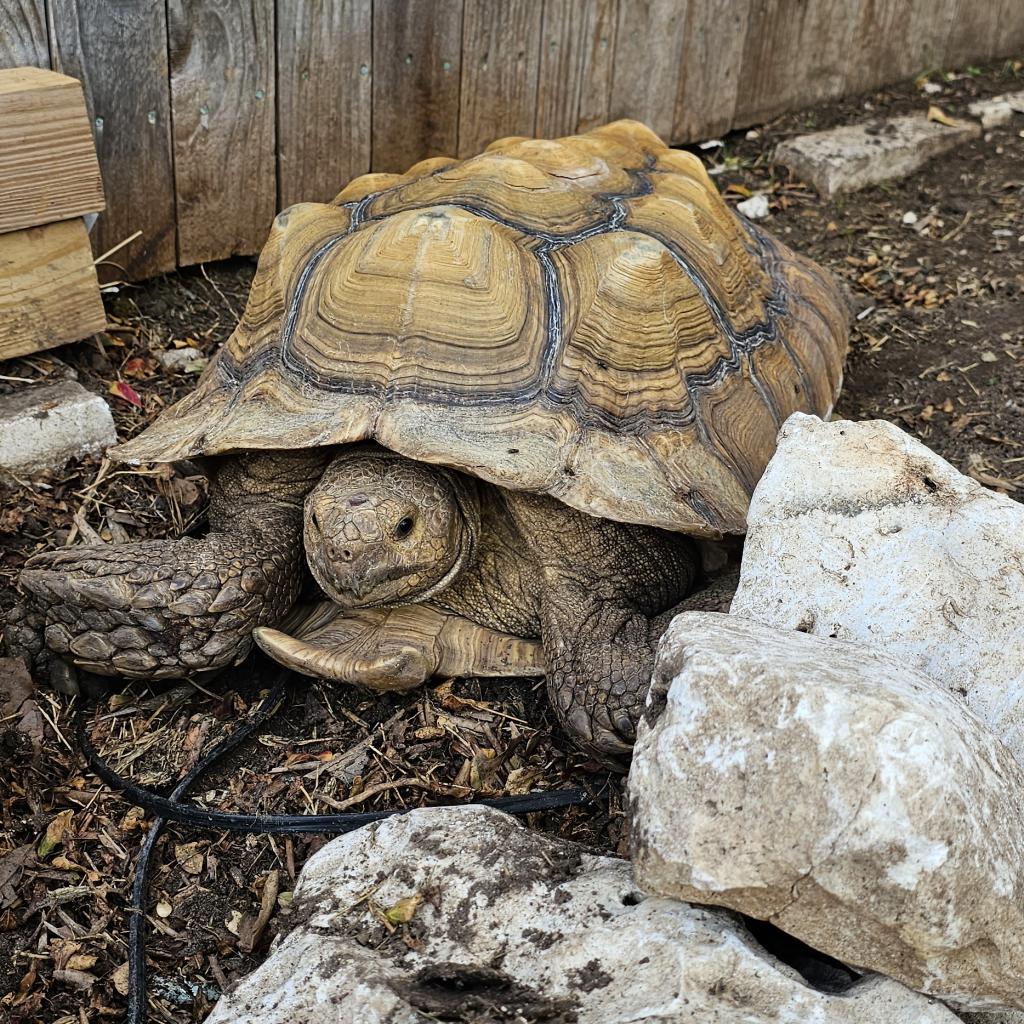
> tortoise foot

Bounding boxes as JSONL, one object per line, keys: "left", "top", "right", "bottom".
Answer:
{"left": 255, "top": 602, "right": 545, "bottom": 692}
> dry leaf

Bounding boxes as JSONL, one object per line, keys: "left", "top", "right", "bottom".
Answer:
{"left": 120, "top": 806, "right": 146, "bottom": 832}
{"left": 52, "top": 967, "right": 96, "bottom": 991}
{"left": 0, "top": 657, "right": 46, "bottom": 753}
{"left": 112, "top": 962, "right": 130, "bottom": 996}
{"left": 122, "top": 357, "right": 149, "bottom": 379}
{"left": 167, "top": 476, "right": 202, "bottom": 507}
{"left": 51, "top": 855, "right": 83, "bottom": 872}
{"left": 225, "top": 909, "right": 243, "bottom": 936}
{"left": 38, "top": 809, "right": 74, "bottom": 858}
{"left": 108, "top": 380, "right": 143, "bottom": 407}
{"left": 239, "top": 869, "right": 279, "bottom": 953}
{"left": 175, "top": 842, "right": 205, "bottom": 875}
{"left": 0, "top": 844, "right": 35, "bottom": 909}
{"left": 14, "top": 960, "right": 38, "bottom": 1004}
{"left": 384, "top": 894, "right": 423, "bottom": 924}
{"left": 927, "top": 104, "right": 960, "bottom": 127}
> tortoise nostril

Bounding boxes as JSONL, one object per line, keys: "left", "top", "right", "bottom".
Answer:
{"left": 341, "top": 549, "right": 353, "bottom": 562}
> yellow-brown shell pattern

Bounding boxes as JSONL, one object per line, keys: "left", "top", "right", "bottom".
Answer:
{"left": 113, "top": 121, "right": 849, "bottom": 537}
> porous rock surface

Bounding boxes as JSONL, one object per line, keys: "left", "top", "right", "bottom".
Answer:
{"left": 774, "top": 114, "right": 980, "bottom": 195}
{"left": 630, "top": 612, "right": 1024, "bottom": 1012}
{"left": 731, "top": 413, "right": 1024, "bottom": 760}
{"left": 205, "top": 806, "right": 958, "bottom": 1023}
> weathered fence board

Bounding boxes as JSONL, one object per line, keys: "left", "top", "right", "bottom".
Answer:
{"left": 0, "top": 0, "right": 49, "bottom": 68}
{"left": 575, "top": 0, "right": 618, "bottom": 131}
{"left": 372, "top": 0, "right": 463, "bottom": 171}
{"left": 168, "top": 0, "right": 276, "bottom": 265}
{"left": 609, "top": 0, "right": 688, "bottom": 139}
{"left": 49, "top": 0, "right": 176, "bottom": 280}
{"left": 0, "top": 0, "right": 1020, "bottom": 281}
{"left": 458, "top": 0, "right": 543, "bottom": 155}
{"left": 535, "top": 0, "right": 586, "bottom": 139}
{"left": 844, "top": 0, "right": 915, "bottom": 95}
{"left": 278, "top": 0, "right": 372, "bottom": 207}
{"left": 734, "top": 0, "right": 861, "bottom": 128}
{"left": 673, "top": 0, "right": 750, "bottom": 141}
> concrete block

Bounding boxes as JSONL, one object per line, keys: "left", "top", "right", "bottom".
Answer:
{"left": 0, "top": 381, "right": 116, "bottom": 477}
{"left": 774, "top": 115, "right": 981, "bottom": 196}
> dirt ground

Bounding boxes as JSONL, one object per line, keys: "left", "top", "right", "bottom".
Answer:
{"left": 1, "top": 57, "right": 1022, "bottom": 1023}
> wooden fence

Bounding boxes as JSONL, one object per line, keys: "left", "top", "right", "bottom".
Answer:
{"left": 2, "top": 0, "right": 1022, "bottom": 281}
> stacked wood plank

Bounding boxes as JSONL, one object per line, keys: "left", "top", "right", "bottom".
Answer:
{"left": 0, "top": 66, "right": 106, "bottom": 360}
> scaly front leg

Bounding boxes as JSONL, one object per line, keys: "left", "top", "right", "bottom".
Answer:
{"left": 505, "top": 489, "right": 699, "bottom": 766}
{"left": 541, "top": 580, "right": 657, "bottom": 763}
{"left": 6, "top": 452, "right": 325, "bottom": 682}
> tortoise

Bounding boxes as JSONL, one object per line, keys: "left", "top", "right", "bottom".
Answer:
{"left": 9, "top": 120, "right": 849, "bottom": 759}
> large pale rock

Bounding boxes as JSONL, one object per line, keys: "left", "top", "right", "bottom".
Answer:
{"left": 0, "top": 381, "right": 115, "bottom": 477}
{"left": 630, "top": 612, "right": 1024, "bottom": 1012}
{"left": 731, "top": 413, "right": 1024, "bottom": 760}
{"left": 206, "top": 806, "right": 958, "bottom": 1024}
{"left": 775, "top": 115, "right": 980, "bottom": 195}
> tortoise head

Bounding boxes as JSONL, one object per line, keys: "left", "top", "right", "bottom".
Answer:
{"left": 304, "top": 448, "right": 481, "bottom": 609}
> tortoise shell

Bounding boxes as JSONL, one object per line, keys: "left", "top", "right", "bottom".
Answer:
{"left": 114, "top": 120, "right": 849, "bottom": 536}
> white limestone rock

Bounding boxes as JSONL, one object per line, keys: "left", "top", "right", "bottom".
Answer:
{"left": 630, "top": 612, "right": 1024, "bottom": 1012}
{"left": 774, "top": 115, "right": 980, "bottom": 195}
{"left": 968, "top": 91, "right": 1024, "bottom": 129}
{"left": 0, "top": 381, "right": 116, "bottom": 478}
{"left": 205, "top": 806, "right": 959, "bottom": 1024}
{"left": 737, "top": 193, "right": 770, "bottom": 219}
{"left": 731, "top": 413, "right": 1024, "bottom": 761}
{"left": 157, "top": 346, "right": 206, "bottom": 373}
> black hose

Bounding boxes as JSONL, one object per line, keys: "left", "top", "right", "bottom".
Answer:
{"left": 75, "top": 673, "right": 591, "bottom": 1024}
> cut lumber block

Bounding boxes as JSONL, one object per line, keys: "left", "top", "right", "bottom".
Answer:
{"left": 0, "top": 217, "right": 106, "bottom": 360}
{"left": 0, "top": 66, "right": 106, "bottom": 235}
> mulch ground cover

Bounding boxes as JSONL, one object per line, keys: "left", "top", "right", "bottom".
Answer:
{"left": 0, "top": 56, "right": 1021, "bottom": 1023}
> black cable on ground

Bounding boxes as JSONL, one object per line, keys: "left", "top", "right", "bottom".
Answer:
{"left": 75, "top": 673, "right": 591, "bottom": 1024}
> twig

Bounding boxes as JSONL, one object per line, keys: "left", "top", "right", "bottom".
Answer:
{"left": 941, "top": 210, "right": 971, "bottom": 242}
{"left": 327, "top": 777, "right": 472, "bottom": 811}
{"left": 200, "top": 263, "right": 239, "bottom": 321}
{"left": 93, "top": 231, "right": 143, "bottom": 267}
{"left": 65, "top": 458, "right": 113, "bottom": 546}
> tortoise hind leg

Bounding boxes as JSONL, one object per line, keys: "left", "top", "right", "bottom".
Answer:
{"left": 254, "top": 602, "right": 545, "bottom": 692}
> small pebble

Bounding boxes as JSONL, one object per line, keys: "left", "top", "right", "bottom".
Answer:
{"left": 737, "top": 194, "right": 770, "bottom": 220}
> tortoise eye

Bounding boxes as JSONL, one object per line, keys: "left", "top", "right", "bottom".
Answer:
{"left": 395, "top": 516, "right": 415, "bottom": 538}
